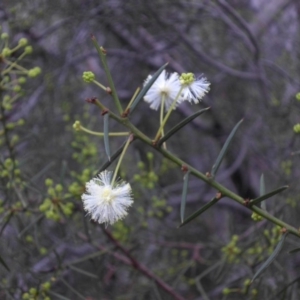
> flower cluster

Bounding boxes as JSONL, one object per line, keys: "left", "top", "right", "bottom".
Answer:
{"left": 81, "top": 68, "right": 210, "bottom": 227}
{"left": 143, "top": 70, "right": 210, "bottom": 110}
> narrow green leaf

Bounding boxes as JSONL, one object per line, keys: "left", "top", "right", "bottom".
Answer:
{"left": 98, "top": 139, "right": 128, "bottom": 172}
{"left": 91, "top": 36, "right": 123, "bottom": 114}
{"left": 103, "top": 114, "right": 111, "bottom": 161}
{"left": 180, "top": 171, "right": 190, "bottom": 223}
{"left": 260, "top": 174, "right": 267, "bottom": 210}
{"left": 129, "top": 63, "right": 168, "bottom": 114}
{"left": 179, "top": 196, "right": 219, "bottom": 228}
{"left": 68, "top": 265, "right": 98, "bottom": 279}
{"left": 252, "top": 232, "right": 288, "bottom": 282}
{"left": 250, "top": 185, "right": 288, "bottom": 206}
{"left": 288, "top": 247, "right": 300, "bottom": 254}
{"left": 0, "top": 253, "right": 10, "bottom": 271}
{"left": 158, "top": 107, "right": 210, "bottom": 147}
{"left": 211, "top": 119, "right": 243, "bottom": 177}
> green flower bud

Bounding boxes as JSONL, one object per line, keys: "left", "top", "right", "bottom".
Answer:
{"left": 18, "top": 77, "right": 27, "bottom": 84}
{"left": 22, "top": 293, "right": 30, "bottom": 300}
{"left": 293, "top": 124, "right": 300, "bottom": 133}
{"left": 45, "top": 178, "right": 53, "bottom": 186}
{"left": 180, "top": 72, "right": 195, "bottom": 85}
{"left": 296, "top": 92, "right": 300, "bottom": 101}
{"left": 222, "top": 288, "right": 230, "bottom": 295}
{"left": 1, "top": 33, "right": 9, "bottom": 40}
{"left": 73, "top": 120, "right": 81, "bottom": 131}
{"left": 2, "top": 47, "right": 11, "bottom": 57}
{"left": 24, "top": 46, "right": 33, "bottom": 54}
{"left": 25, "top": 235, "right": 33, "bottom": 243}
{"left": 146, "top": 152, "right": 154, "bottom": 160}
{"left": 13, "top": 85, "right": 21, "bottom": 93}
{"left": 4, "top": 158, "right": 13, "bottom": 168}
{"left": 29, "top": 287, "right": 37, "bottom": 295}
{"left": 55, "top": 184, "right": 63, "bottom": 192}
{"left": 18, "top": 38, "right": 28, "bottom": 46}
{"left": 82, "top": 71, "right": 95, "bottom": 83}
{"left": 42, "top": 281, "right": 51, "bottom": 291}
{"left": 39, "top": 247, "right": 47, "bottom": 255}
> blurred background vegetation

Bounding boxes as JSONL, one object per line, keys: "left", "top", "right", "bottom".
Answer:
{"left": 1, "top": 0, "right": 300, "bottom": 299}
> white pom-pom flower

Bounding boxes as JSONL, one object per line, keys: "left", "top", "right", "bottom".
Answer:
{"left": 179, "top": 73, "right": 210, "bottom": 104}
{"left": 82, "top": 171, "right": 133, "bottom": 226}
{"left": 143, "top": 70, "right": 181, "bottom": 110}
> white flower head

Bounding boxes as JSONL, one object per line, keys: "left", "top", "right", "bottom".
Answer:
{"left": 143, "top": 70, "right": 181, "bottom": 110}
{"left": 82, "top": 171, "right": 133, "bottom": 226}
{"left": 179, "top": 73, "right": 210, "bottom": 104}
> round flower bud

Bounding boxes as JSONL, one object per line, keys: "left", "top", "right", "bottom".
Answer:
{"left": 24, "top": 45, "right": 33, "bottom": 54}
{"left": 18, "top": 77, "right": 27, "bottom": 84}
{"left": 1, "top": 33, "right": 9, "bottom": 40}
{"left": 82, "top": 71, "right": 95, "bottom": 83}
{"left": 18, "top": 38, "right": 28, "bottom": 46}
{"left": 2, "top": 47, "right": 11, "bottom": 57}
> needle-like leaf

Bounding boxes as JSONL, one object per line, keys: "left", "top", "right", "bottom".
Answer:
{"left": 252, "top": 232, "right": 288, "bottom": 282}
{"left": 158, "top": 107, "right": 210, "bottom": 147}
{"left": 129, "top": 63, "right": 168, "bottom": 114}
{"left": 211, "top": 119, "right": 243, "bottom": 177}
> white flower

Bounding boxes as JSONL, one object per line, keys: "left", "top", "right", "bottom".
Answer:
{"left": 143, "top": 70, "right": 181, "bottom": 110}
{"left": 179, "top": 73, "right": 210, "bottom": 104}
{"left": 82, "top": 171, "right": 133, "bottom": 226}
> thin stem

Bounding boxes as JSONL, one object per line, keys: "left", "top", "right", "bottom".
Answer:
{"left": 124, "top": 87, "right": 140, "bottom": 113}
{"left": 154, "top": 86, "right": 183, "bottom": 143}
{"left": 92, "top": 80, "right": 107, "bottom": 91}
{"left": 80, "top": 125, "right": 129, "bottom": 137}
{"left": 159, "top": 94, "right": 166, "bottom": 149}
{"left": 111, "top": 135, "right": 132, "bottom": 186}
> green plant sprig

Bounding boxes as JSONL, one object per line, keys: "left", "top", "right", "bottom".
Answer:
{"left": 88, "top": 100, "right": 300, "bottom": 238}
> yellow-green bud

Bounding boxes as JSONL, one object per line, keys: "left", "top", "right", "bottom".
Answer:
{"left": 22, "top": 293, "right": 30, "bottom": 300}
{"left": 82, "top": 71, "right": 95, "bottom": 83}
{"left": 28, "top": 67, "right": 41, "bottom": 77}
{"left": 1, "top": 33, "right": 9, "bottom": 40}
{"left": 18, "top": 38, "right": 28, "bottom": 46}
{"left": 13, "top": 85, "right": 21, "bottom": 93}
{"left": 222, "top": 288, "right": 230, "bottom": 295}
{"left": 2, "top": 47, "right": 11, "bottom": 57}
{"left": 293, "top": 124, "right": 300, "bottom": 133}
{"left": 73, "top": 120, "right": 81, "bottom": 131}
{"left": 29, "top": 287, "right": 37, "bottom": 295}
{"left": 45, "top": 179, "right": 53, "bottom": 187}
{"left": 146, "top": 152, "right": 154, "bottom": 160}
{"left": 296, "top": 93, "right": 300, "bottom": 101}
{"left": 18, "top": 77, "right": 27, "bottom": 84}
{"left": 180, "top": 72, "right": 195, "bottom": 85}
{"left": 4, "top": 158, "right": 13, "bottom": 168}
{"left": 55, "top": 184, "right": 63, "bottom": 192}
{"left": 24, "top": 46, "right": 33, "bottom": 54}
{"left": 39, "top": 247, "right": 47, "bottom": 255}
{"left": 42, "top": 281, "right": 51, "bottom": 291}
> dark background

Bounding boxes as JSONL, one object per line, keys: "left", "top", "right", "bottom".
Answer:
{"left": 1, "top": 0, "right": 300, "bottom": 299}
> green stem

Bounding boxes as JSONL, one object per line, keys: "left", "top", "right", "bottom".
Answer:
{"left": 111, "top": 135, "right": 132, "bottom": 186}
{"left": 80, "top": 125, "right": 129, "bottom": 137}
{"left": 92, "top": 80, "right": 107, "bottom": 91}
{"left": 92, "top": 101, "right": 300, "bottom": 238}
{"left": 91, "top": 37, "right": 123, "bottom": 114}
{"left": 154, "top": 87, "right": 183, "bottom": 143}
